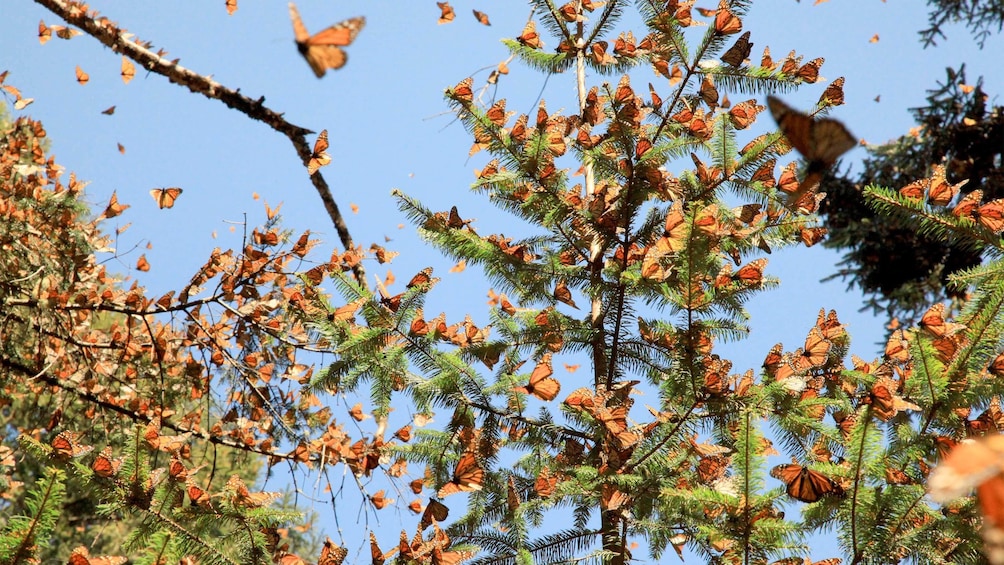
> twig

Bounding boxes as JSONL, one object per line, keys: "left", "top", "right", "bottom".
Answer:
{"left": 32, "top": 0, "right": 365, "bottom": 285}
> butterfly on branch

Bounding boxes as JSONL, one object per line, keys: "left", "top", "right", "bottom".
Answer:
{"left": 767, "top": 96, "right": 855, "bottom": 207}
{"left": 771, "top": 463, "right": 843, "bottom": 503}
{"left": 289, "top": 3, "right": 365, "bottom": 77}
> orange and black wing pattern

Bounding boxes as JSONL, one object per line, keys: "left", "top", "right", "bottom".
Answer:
{"left": 289, "top": 3, "right": 365, "bottom": 77}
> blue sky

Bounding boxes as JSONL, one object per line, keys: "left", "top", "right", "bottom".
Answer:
{"left": 3, "top": 1, "right": 1003, "bottom": 561}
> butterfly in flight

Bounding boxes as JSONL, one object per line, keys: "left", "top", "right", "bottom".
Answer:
{"left": 289, "top": 3, "right": 365, "bottom": 77}
{"left": 150, "top": 187, "right": 183, "bottom": 209}
{"left": 767, "top": 96, "right": 855, "bottom": 207}
{"left": 929, "top": 435, "right": 1004, "bottom": 565}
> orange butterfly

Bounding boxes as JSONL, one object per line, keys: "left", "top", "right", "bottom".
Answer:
{"left": 437, "top": 2, "right": 455, "bottom": 24}
{"left": 437, "top": 452, "right": 484, "bottom": 497}
{"left": 771, "top": 463, "right": 843, "bottom": 503}
{"left": 369, "top": 532, "right": 396, "bottom": 565}
{"left": 187, "top": 481, "right": 212, "bottom": 507}
{"left": 307, "top": 129, "right": 331, "bottom": 175}
{"left": 150, "top": 187, "right": 183, "bottom": 209}
{"left": 52, "top": 430, "right": 93, "bottom": 458}
{"left": 38, "top": 20, "right": 52, "bottom": 45}
{"left": 318, "top": 537, "right": 348, "bottom": 565}
{"left": 513, "top": 354, "right": 561, "bottom": 401}
{"left": 472, "top": 9, "right": 491, "bottom": 26}
{"left": 791, "top": 326, "right": 831, "bottom": 372}
{"left": 820, "top": 77, "right": 846, "bottom": 106}
{"left": 289, "top": 3, "right": 365, "bottom": 77}
{"left": 67, "top": 547, "right": 127, "bottom": 565}
{"left": 121, "top": 56, "right": 135, "bottom": 84}
{"left": 929, "top": 435, "right": 1004, "bottom": 564}
{"left": 92, "top": 447, "right": 123, "bottom": 478}
{"left": 767, "top": 96, "right": 856, "bottom": 206}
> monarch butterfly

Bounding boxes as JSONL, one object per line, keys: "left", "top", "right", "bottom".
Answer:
{"left": 437, "top": 452, "right": 484, "bottom": 497}
{"left": 820, "top": 77, "right": 846, "bottom": 106}
{"left": 370, "top": 489, "right": 392, "bottom": 509}
{"left": 929, "top": 435, "right": 1004, "bottom": 564}
{"left": 67, "top": 547, "right": 127, "bottom": 565}
{"left": 436, "top": 2, "right": 455, "bottom": 24}
{"left": 699, "top": 76, "right": 719, "bottom": 109}
{"left": 121, "top": 56, "right": 135, "bottom": 84}
{"left": 150, "top": 187, "right": 183, "bottom": 209}
{"left": 318, "top": 537, "right": 348, "bottom": 565}
{"left": 919, "top": 303, "right": 966, "bottom": 339}
{"left": 796, "top": 57, "right": 824, "bottom": 83}
{"left": 472, "top": 9, "right": 491, "bottom": 26}
{"left": 868, "top": 379, "right": 919, "bottom": 421}
{"left": 767, "top": 96, "right": 856, "bottom": 206}
{"left": 306, "top": 129, "right": 331, "bottom": 175}
{"left": 38, "top": 20, "right": 52, "bottom": 45}
{"left": 370, "top": 532, "right": 395, "bottom": 565}
{"left": 406, "top": 267, "right": 434, "bottom": 288}
{"left": 514, "top": 354, "right": 561, "bottom": 401}
{"left": 52, "top": 430, "right": 93, "bottom": 458}
{"left": 968, "top": 398, "right": 1004, "bottom": 435}
{"left": 793, "top": 326, "right": 831, "bottom": 371}
{"left": 721, "top": 31, "right": 752, "bottom": 67}
{"left": 734, "top": 258, "right": 768, "bottom": 285}
{"left": 420, "top": 498, "right": 450, "bottom": 529}
{"left": 517, "top": 20, "right": 542, "bottom": 49}
{"left": 771, "top": 463, "right": 843, "bottom": 503}
{"left": 92, "top": 447, "right": 123, "bottom": 478}
{"left": 289, "top": 3, "right": 364, "bottom": 77}
{"left": 187, "top": 481, "right": 212, "bottom": 507}
{"left": 714, "top": 4, "right": 742, "bottom": 34}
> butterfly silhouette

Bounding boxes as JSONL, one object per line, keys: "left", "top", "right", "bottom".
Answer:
{"left": 289, "top": 3, "right": 365, "bottom": 77}
{"left": 767, "top": 96, "right": 855, "bottom": 206}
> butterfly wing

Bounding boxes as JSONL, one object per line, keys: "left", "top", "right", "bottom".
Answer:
{"left": 438, "top": 452, "right": 484, "bottom": 497}
{"left": 296, "top": 17, "right": 365, "bottom": 77}
{"left": 288, "top": 2, "right": 310, "bottom": 42}
{"left": 808, "top": 118, "right": 856, "bottom": 167}
{"left": 308, "top": 130, "right": 331, "bottom": 174}
{"left": 767, "top": 96, "right": 815, "bottom": 158}
{"left": 721, "top": 31, "right": 752, "bottom": 67}
{"left": 307, "top": 17, "right": 365, "bottom": 46}
{"left": 150, "top": 187, "right": 183, "bottom": 209}
{"left": 768, "top": 95, "right": 855, "bottom": 168}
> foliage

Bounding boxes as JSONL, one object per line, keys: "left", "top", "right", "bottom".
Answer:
{"left": 0, "top": 99, "right": 329, "bottom": 562}
{"left": 821, "top": 65, "right": 1004, "bottom": 319}
{"left": 920, "top": 0, "right": 1004, "bottom": 47}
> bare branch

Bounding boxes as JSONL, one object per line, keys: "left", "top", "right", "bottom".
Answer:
{"left": 33, "top": 0, "right": 366, "bottom": 285}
